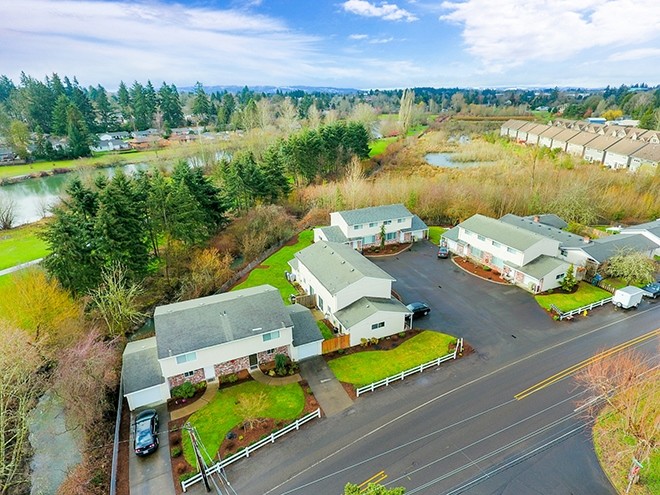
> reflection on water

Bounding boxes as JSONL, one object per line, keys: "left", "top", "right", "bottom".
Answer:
{"left": 424, "top": 152, "right": 496, "bottom": 169}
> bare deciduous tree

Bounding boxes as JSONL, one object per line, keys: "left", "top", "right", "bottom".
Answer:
{"left": 0, "top": 196, "right": 16, "bottom": 230}
{"left": 604, "top": 248, "right": 657, "bottom": 285}
{"left": 0, "top": 324, "right": 44, "bottom": 493}
{"left": 343, "top": 156, "right": 365, "bottom": 210}
{"left": 398, "top": 88, "right": 415, "bottom": 135}
{"left": 178, "top": 247, "right": 233, "bottom": 300}
{"left": 236, "top": 391, "right": 268, "bottom": 430}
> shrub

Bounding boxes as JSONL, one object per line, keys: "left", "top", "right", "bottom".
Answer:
{"left": 275, "top": 353, "right": 288, "bottom": 375}
{"left": 369, "top": 337, "right": 379, "bottom": 345}
{"left": 398, "top": 332, "right": 406, "bottom": 338}
{"left": 171, "top": 446, "right": 182, "bottom": 458}
{"left": 195, "top": 381, "right": 207, "bottom": 391}
{"left": 268, "top": 370, "right": 276, "bottom": 377}
{"left": 171, "top": 381, "right": 196, "bottom": 399}
{"left": 360, "top": 338, "right": 369, "bottom": 347}
{"left": 337, "top": 348, "right": 345, "bottom": 354}
{"left": 483, "top": 265, "right": 491, "bottom": 271}
{"left": 221, "top": 373, "right": 239, "bottom": 384}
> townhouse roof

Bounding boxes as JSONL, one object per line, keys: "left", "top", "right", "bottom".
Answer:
{"left": 538, "top": 126, "right": 564, "bottom": 139}
{"left": 565, "top": 131, "right": 599, "bottom": 146}
{"left": 122, "top": 337, "right": 164, "bottom": 394}
{"left": 527, "top": 124, "right": 550, "bottom": 135}
{"left": 401, "top": 215, "right": 429, "bottom": 233}
{"left": 500, "top": 214, "right": 586, "bottom": 248}
{"left": 459, "top": 214, "right": 549, "bottom": 252}
{"left": 605, "top": 139, "right": 648, "bottom": 156}
{"left": 441, "top": 226, "right": 460, "bottom": 242}
{"left": 522, "top": 214, "right": 568, "bottom": 229}
{"left": 154, "top": 285, "right": 292, "bottom": 359}
{"left": 294, "top": 241, "right": 394, "bottom": 294}
{"left": 502, "top": 119, "right": 528, "bottom": 130}
{"left": 336, "top": 204, "right": 412, "bottom": 226}
{"left": 517, "top": 122, "right": 543, "bottom": 133}
{"left": 551, "top": 129, "right": 580, "bottom": 143}
{"left": 334, "top": 297, "right": 410, "bottom": 328}
{"left": 621, "top": 219, "right": 660, "bottom": 237}
{"left": 583, "top": 135, "right": 623, "bottom": 151}
{"left": 630, "top": 143, "right": 660, "bottom": 162}
{"left": 316, "top": 225, "right": 348, "bottom": 243}
{"left": 580, "top": 234, "right": 659, "bottom": 263}
{"left": 287, "top": 304, "right": 324, "bottom": 347}
{"left": 515, "top": 255, "right": 570, "bottom": 281}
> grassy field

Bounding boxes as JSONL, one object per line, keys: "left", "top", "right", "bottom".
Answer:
{"left": 369, "top": 137, "right": 398, "bottom": 157}
{"left": 231, "top": 230, "right": 314, "bottom": 302}
{"left": 181, "top": 381, "right": 304, "bottom": 466}
{"left": 328, "top": 331, "right": 456, "bottom": 387}
{"left": 428, "top": 226, "right": 448, "bottom": 245}
{"left": 0, "top": 221, "right": 50, "bottom": 270}
{"left": 317, "top": 320, "right": 334, "bottom": 340}
{"left": 535, "top": 282, "right": 612, "bottom": 312}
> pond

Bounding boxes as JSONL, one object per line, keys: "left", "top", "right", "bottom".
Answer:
{"left": 424, "top": 152, "right": 496, "bottom": 169}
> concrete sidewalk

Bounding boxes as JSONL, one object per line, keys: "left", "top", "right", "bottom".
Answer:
{"left": 249, "top": 367, "right": 301, "bottom": 385}
{"left": 299, "top": 356, "right": 353, "bottom": 417}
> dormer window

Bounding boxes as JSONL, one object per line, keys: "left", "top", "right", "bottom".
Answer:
{"left": 353, "top": 224, "right": 363, "bottom": 230}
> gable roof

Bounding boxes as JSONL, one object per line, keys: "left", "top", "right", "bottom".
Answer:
{"left": 334, "top": 296, "right": 410, "bottom": 328}
{"left": 122, "top": 337, "right": 165, "bottom": 394}
{"left": 584, "top": 135, "right": 623, "bottom": 151}
{"left": 522, "top": 214, "right": 568, "bottom": 230}
{"left": 336, "top": 204, "right": 412, "bottom": 226}
{"left": 621, "top": 219, "right": 660, "bottom": 237}
{"left": 565, "top": 131, "right": 599, "bottom": 146}
{"left": 605, "top": 139, "right": 648, "bottom": 156}
{"left": 528, "top": 124, "right": 550, "bottom": 135}
{"left": 538, "top": 126, "right": 564, "bottom": 139}
{"left": 287, "top": 304, "right": 323, "bottom": 347}
{"left": 630, "top": 143, "right": 660, "bottom": 162}
{"left": 500, "top": 214, "right": 586, "bottom": 248}
{"left": 316, "top": 225, "right": 348, "bottom": 243}
{"left": 155, "top": 285, "right": 292, "bottom": 359}
{"left": 502, "top": 119, "right": 528, "bottom": 130}
{"left": 552, "top": 129, "right": 580, "bottom": 143}
{"left": 516, "top": 255, "right": 570, "bottom": 280}
{"left": 580, "top": 234, "right": 659, "bottom": 263}
{"left": 517, "top": 122, "right": 543, "bottom": 133}
{"left": 294, "top": 241, "right": 394, "bottom": 294}
{"left": 459, "top": 214, "right": 549, "bottom": 252}
{"left": 402, "top": 215, "right": 429, "bottom": 233}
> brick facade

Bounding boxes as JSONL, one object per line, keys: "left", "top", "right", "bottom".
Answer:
{"left": 168, "top": 368, "right": 205, "bottom": 389}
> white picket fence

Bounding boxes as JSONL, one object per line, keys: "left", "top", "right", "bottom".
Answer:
{"left": 556, "top": 297, "right": 613, "bottom": 320}
{"left": 181, "top": 408, "right": 321, "bottom": 492}
{"left": 356, "top": 338, "right": 464, "bottom": 397}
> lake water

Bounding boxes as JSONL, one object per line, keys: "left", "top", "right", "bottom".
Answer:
{"left": 424, "top": 152, "right": 496, "bottom": 169}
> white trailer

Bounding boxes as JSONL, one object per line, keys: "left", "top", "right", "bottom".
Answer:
{"left": 612, "top": 286, "right": 645, "bottom": 309}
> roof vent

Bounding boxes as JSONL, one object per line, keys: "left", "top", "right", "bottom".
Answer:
{"left": 252, "top": 327, "right": 263, "bottom": 332}
{"left": 350, "top": 268, "right": 355, "bottom": 272}
{"left": 341, "top": 260, "right": 345, "bottom": 264}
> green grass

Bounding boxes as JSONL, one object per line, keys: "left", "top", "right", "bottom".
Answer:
{"left": 369, "top": 137, "right": 397, "bottom": 157}
{"left": 0, "top": 274, "right": 12, "bottom": 288}
{"left": 317, "top": 320, "right": 334, "bottom": 340}
{"left": 231, "top": 230, "right": 313, "bottom": 302}
{"left": 182, "top": 381, "right": 304, "bottom": 466}
{"left": 406, "top": 124, "right": 428, "bottom": 136}
{"left": 534, "top": 282, "right": 612, "bottom": 312}
{"left": 328, "top": 331, "right": 456, "bottom": 387}
{"left": 428, "top": 226, "right": 448, "bottom": 245}
{"left": 0, "top": 221, "right": 51, "bottom": 270}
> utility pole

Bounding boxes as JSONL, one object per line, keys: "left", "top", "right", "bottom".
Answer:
{"left": 185, "top": 422, "right": 211, "bottom": 492}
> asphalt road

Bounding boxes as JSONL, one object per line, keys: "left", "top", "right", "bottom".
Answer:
{"left": 188, "top": 241, "right": 659, "bottom": 495}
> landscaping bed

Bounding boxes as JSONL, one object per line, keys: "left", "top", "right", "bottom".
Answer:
{"left": 453, "top": 256, "right": 504, "bottom": 281}
{"left": 362, "top": 242, "right": 411, "bottom": 257}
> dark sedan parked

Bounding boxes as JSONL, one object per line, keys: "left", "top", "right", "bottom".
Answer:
{"left": 641, "top": 281, "right": 660, "bottom": 299}
{"left": 406, "top": 301, "right": 431, "bottom": 318}
{"left": 134, "top": 409, "right": 159, "bottom": 456}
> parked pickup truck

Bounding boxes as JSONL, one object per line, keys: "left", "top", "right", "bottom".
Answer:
{"left": 640, "top": 281, "right": 660, "bottom": 299}
{"left": 612, "top": 286, "right": 645, "bottom": 309}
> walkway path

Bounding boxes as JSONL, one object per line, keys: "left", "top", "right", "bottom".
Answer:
{"left": 248, "top": 367, "right": 301, "bottom": 385}
{"left": 170, "top": 380, "right": 219, "bottom": 421}
{"left": 299, "top": 356, "right": 353, "bottom": 417}
{"left": 0, "top": 257, "right": 43, "bottom": 277}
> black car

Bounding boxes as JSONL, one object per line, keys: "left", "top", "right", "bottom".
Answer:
{"left": 406, "top": 302, "right": 431, "bottom": 318}
{"left": 641, "top": 282, "right": 660, "bottom": 299}
{"left": 134, "top": 409, "right": 159, "bottom": 456}
{"left": 437, "top": 246, "right": 449, "bottom": 259}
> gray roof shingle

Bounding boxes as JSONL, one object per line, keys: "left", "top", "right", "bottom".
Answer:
{"left": 581, "top": 234, "right": 659, "bottom": 263}
{"left": 621, "top": 219, "right": 660, "bottom": 237}
{"left": 122, "top": 337, "right": 164, "bottom": 394}
{"left": 294, "top": 241, "right": 394, "bottom": 294}
{"left": 500, "top": 214, "right": 586, "bottom": 248}
{"left": 154, "top": 285, "right": 292, "bottom": 359}
{"left": 337, "top": 204, "right": 412, "bottom": 226}
{"left": 522, "top": 214, "right": 568, "bottom": 229}
{"left": 317, "top": 225, "right": 348, "bottom": 243}
{"left": 459, "top": 214, "right": 549, "bottom": 252}
{"left": 334, "top": 297, "right": 410, "bottom": 328}
{"left": 516, "top": 255, "right": 570, "bottom": 280}
{"left": 287, "top": 304, "right": 323, "bottom": 347}
{"left": 402, "top": 215, "right": 429, "bottom": 233}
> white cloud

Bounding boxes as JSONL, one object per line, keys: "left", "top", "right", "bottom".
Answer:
{"left": 0, "top": 0, "right": 322, "bottom": 87}
{"left": 440, "top": 0, "right": 660, "bottom": 71}
{"left": 369, "top": 37, "right": 395, "bottom": 44}
{"left": 349, "top": 34, "right": 370, "bottom": 39}
{"left": 608, "top": 47, "right": 660, "bottom": 62}
{"left": 342, "top": 0, "right": 418, "bottom": 22}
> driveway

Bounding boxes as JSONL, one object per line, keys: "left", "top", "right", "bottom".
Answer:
{"left": 129, "top": 404, "right": 175, "bottom": 495}
{"left": 371, "top": 240, "right": 559, "bottom": 362}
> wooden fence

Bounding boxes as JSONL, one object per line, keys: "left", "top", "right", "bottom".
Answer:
{"left": 293, "top": 294, "right": 316, "bottom": 308}
{"left": 322, "top": 334, "right": 350, "bottom": 354}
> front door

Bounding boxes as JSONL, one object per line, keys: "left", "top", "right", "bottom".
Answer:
{"left": 249, "top": 353, "right": 258, "bottom": 370}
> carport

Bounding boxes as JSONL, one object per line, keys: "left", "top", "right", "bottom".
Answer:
{"left": 122, "top": 337, "right": 168, "bottom": 410}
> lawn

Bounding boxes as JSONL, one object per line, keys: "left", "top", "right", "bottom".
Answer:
{"left": 0, "top": 221, "right": 50, "bottom": 270}
{"left": 534, "top": 282, "right": 612, "bottom": 313}
{"left": 181, "top": 381, "right": 304, "bottom": 466}
{"left": 231, "top": 230, "right": 314, "bottom": 302}
{"left": 328, "top": 331, "right": 456, "bottom": 387}
{"left": 317, "top": 320, "right": 334, "bottom": 340}
{"left": 369, "top": 137, "right": 397, "bottom": 157}
{"left": 428, "top": 226, "right": 448, "bottom": 245}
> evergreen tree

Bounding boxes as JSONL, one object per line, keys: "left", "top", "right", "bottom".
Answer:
{"left": 70, "top": 85, "right": 97, "bottom": 133}
{"left": 66, "top": 105, "right": 91, "bottom": 158}
{"left": 158, "top": 82, "right": 184, "bottom": 129}
{"left": 51, "top": 94, "right": 70, "bottom": 136}
{"left": 144, "top": 80, "right": 158, "bottom": 123}
{"left": 172, "top": 161, "right": 227, "bottom": 228}
{"left": 191, "top": 82, "right": 210, "bottom": 123}
{"left": 216, "top": 93, "right": 235, "bottom": 128}
{"left": 0, "top": 75, "right": 15, "bottom": 103}
{"left": 93, "top": 85, "right": 117, "bottom": 131}
{"left": 116, "top": 81, "right": 131, "bottom": 127}
{"left": 130, "top": 81, "right": 151, "bottom": 130}
{"left": 259, "top": 146, "right": 291, "bottom": 202}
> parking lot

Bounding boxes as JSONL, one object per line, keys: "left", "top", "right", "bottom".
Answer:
{"left": 371, "top": 241, "right": 560, "bottom": 362}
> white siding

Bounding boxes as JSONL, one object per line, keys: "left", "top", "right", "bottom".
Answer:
{"left": 291, "top": 341, "right": 322, "bottom": 361}
{"left": 346, "top": 310, "right": 408, "bottom": 347}
{"left": 566, "top": 143, "right": 585, "bottom": 157}
{"left": 329, "top": 212, "right": 350, "bottom": 237}
{"left": 584, "top": 148, "right": 605, "bottom": 163}
{"left": 458, "top": 227, "right": 525, "bottom": 266}
{"left": 538, "top": 136, "right": 554, "bottom": 148}
{"left": 526, "top": 133, "right": 540, "bottom": 145}
{"left": 335, "top": 277, "right": 392, "bottom": 311}
{"left": 313, "top": 228, "right": 327, "bottom": 243}
{"left": 126, "top": 383, "right": 169, "bottom": 411}
{"left": 603, "top": 152, "right": 631, "bottom": 169}
{"left": 521, "top": 238, "right": 560, "bottom": 265}
{"left": 159, "top": 327, "right": 293, "bottom": 379}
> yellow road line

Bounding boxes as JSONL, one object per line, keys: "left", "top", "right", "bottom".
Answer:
{"left": 358, "top": 470, "right": 386, "bottom": 489}
{"left": 515, "top": 328, "right": 660, "bottom": 400}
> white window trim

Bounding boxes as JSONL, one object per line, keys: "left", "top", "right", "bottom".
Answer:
{"left": 176, "top": 351, "right": 197, "bottom": 365}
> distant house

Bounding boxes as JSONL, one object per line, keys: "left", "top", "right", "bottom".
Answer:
{"left": 97, "top": 131, "right": 130, "bottom": 141}
{"left": 629, "top": 143, "right": 660, "bottom": 172}
{"left": 91, "top": 138, "right": 130, "bottom": 153}
{"left": 0, "top": 148, "right": 16, "bottom": 162}
{"left": 620, "top": 220, "right": 660, "bottom": 256}
{"left": 583, "top": 135, "right": 623, "bottom": 163}
{"left": 565, "top": 131, "right": 598, "bottom": 157}
{"left": 121, "top": 285, "right": 323, "bottom": 410}
{"left": 602, "top": 140, "right": 648, "bottom": 169}
{"left": 131, "top": 128, "right": 160, "bottom": 138}
{"left": 314, "top": 204, "right": 428, "bottom": 251}
{"left": 289, "top": 241, "right": 410, "bottom": 346}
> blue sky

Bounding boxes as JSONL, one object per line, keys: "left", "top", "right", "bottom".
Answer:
{"left": 1, "top": 0, "right": 659, "bottom": 90}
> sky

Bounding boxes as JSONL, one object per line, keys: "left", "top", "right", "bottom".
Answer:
{"left": 1, "top": 0, "right": 659, "bottom": 91}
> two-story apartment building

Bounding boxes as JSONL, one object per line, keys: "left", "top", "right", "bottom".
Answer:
{"left": 122, "top": 284, "right": 323, "bottom": 410}
{"left": 314, "top": 204, "right": 428, "bottom": 250}
{"left": 289, "top": 241, "right": 410, "bottom": 346}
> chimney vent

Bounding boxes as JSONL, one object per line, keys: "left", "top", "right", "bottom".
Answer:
{"left": 583, "top": 235, "right": 591, "bottom": 243}
{"left": 533, "top": 215, "right": 540, "bottom": 223}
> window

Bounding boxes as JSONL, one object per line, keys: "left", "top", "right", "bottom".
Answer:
{"left": 492, "top": 241, "right": 501, "bottom": 248}
{"left": 175, "top": 352, "right": 197, "bottom": 365}
{"left": 507, "top": 246, "right": 518, "bottom": 254}
{"left": 383, "top": 220, "right": 392, "bottom": 225}
{"left": 353, "top": 224, "right": 363, "bottom": 230}
{"left": 397, "top": 218, "right": 405, "bottom": 223}
{"left": 556, "top": 273, "right": 565, "bottom": 280}
{"left": 266, "top": 348, "right": 275, "bottom": 355}
{"left": 371, "top": 322, "right": 385, "bottom": 330}
{"left": 386, "top": 232, "right": 396, "bottom": 241}
{"left": 262, "top": 330, "right": 280, "bottom": 342}
{"left": 477, "top": 235, "right": 486, "bottom": 241}
{"left": 368, "top": 222, "right": 377, "bottom": 228}
{"left": 364, "top": 235, "right": 376, "bottom": 245}
{"left": 317, "top": 296, "right": 324, "bottom": 311}
{"left": 183, "top": 370, "right": 195, "bottom": 378}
